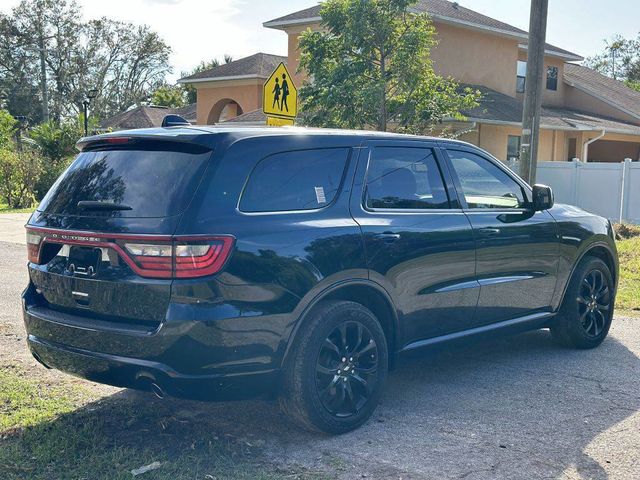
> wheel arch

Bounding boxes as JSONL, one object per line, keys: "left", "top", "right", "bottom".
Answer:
{"left": 584, "top": 245, "right": 618, "bottom": 286}
{"left": 281, "top": 280, "right": 401, "bottom": 370}
{"left": 558, "top": 241, "right": 618, "bottom": 310}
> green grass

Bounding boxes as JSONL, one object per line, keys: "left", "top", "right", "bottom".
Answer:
{"left": 0, "top": 365, "right": 90, "bottom": 432}
{"left": 0, "top": 365, "right": 327, "bottom": 480}
{"left": 616, "top": 236, "right": 640, "bottom": 312}
{"left": 0, "top": 202, "right": 36, "bottom": 214}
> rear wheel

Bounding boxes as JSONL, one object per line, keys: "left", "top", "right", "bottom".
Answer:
{"left": 550, "top": 256, "right": 614, "bottom": 349}
{"left": 280, "top": 300, "right": 388, "bottom": 434}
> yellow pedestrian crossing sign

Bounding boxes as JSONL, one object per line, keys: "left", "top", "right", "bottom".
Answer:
{"left": 266, "top": 116, "right": 295, "bottom": 127}
{"left": 263, "top": 63, "right": 297, "bottom": 124}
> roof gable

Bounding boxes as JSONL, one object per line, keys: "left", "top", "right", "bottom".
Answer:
{"left": 179, "top": 53, "right": 287, "bottom": 83}
{"left": 264, "top": 0, "right": 582, "bottom": 61}
{"left": 564, "top": 64, "right": 640, "bottom": 121}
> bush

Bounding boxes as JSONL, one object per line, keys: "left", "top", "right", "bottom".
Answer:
{"left": 29, "top": 120, "right": 82, "bottom": 199}
{"left": 0, "top": 112, "right": 81, "bottom": 208}
{"left": 614, "top": 223, "right": 640, "bottom": 240}
{"left": 0, "top": 148, "right": 43, "bottom": 209}
{"left": 0, "top": 110, "right": 17, "bottom": 148}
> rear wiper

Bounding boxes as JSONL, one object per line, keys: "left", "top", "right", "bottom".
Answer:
{"left": 77, "top": 201, "right": 133, "bottom": 211}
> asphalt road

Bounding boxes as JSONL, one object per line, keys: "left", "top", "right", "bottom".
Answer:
{"left": 1, "top": 239, "right": 639, "bottom": 479}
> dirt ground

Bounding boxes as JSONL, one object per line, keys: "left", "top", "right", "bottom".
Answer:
{"left": 1, "top": 240, "right": 639, "bottom": 479}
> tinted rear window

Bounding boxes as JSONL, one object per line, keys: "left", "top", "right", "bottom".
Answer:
{"left": 38, "top": 142, "right": 211, "bottom": 218}
{"left": 239, "top": 148, "right": 349, "bottom": 213}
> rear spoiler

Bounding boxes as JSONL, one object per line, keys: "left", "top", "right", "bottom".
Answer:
{"left": 76, "top": 129, "right": 214, "bottom": 152}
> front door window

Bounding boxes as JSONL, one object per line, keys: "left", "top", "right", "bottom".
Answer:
{"left": 364, "top": 147, "right": 449, "bottom": 210}
{"left": 446, "top": 150, "right": 527, "bottom": 209}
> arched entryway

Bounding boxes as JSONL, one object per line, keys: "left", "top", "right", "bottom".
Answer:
{"left": 207, "top": 98, "right": 244, "bottom": 124}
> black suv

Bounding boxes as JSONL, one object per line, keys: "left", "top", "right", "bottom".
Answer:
{"left": 23, "top": 127, "right": 618, "bottom": 433}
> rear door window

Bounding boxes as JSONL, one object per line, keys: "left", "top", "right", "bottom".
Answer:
{"left": 239, "top": 148, "right": 349, "bottom": 213}
{"left": 38, "top": 142, "right": 211, "bottom": 218}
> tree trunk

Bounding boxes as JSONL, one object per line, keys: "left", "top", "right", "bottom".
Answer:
{"left": 378, "top": 54, "right": 387, "bottom": 132}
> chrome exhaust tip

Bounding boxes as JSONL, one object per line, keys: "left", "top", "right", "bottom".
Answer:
{"left": 150, "top": 382, "right": 165, "bottom": 399}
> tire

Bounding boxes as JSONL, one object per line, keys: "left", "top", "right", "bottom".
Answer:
{"left": 550, "top": 256, "right": 615, "bottom": 349}
{"left": 279, "top": 300, "right": 388, "bottom": 434}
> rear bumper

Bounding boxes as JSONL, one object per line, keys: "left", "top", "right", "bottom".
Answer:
{"left": 26, "top": 334, "right": 279, "bottom": 400}
{"left": 22, "top": 283, "right": 287, "bottom": 401}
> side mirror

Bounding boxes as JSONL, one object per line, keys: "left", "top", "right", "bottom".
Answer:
{"left": 532, "top": 184, "right": 554, "bottom": 211}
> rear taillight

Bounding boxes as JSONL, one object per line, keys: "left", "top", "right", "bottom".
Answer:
{"left": 26, "top": 230, "right": 44, "bottom": 263}
{"left": 122, "top": 237, "right": 234, "bottom": 279}
{"left": 25, "top": 227, "right": 234, "bottom": 279}
{"left": 174, "top": 240, "right": 232, "bottom": 278}
{"left": 122, "top": 242, "right": 173, "bottom": 275}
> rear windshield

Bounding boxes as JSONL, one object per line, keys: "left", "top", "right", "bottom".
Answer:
{"left": 38, "top": 142, "right": 211, "bottom": 218}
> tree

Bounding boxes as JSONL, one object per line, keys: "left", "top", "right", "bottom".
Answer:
{"left": 29, "top": 117, "right": 83, "bottom": 198}
{"left": 0, "top": 0, "right": 172, "bottom": 123}
{"left": 0, "top": 109, "right": 43, "bottom": 208}
{"left": 0, "top": 110, "right": 17, "bottom": 148}
{"left": 585, "top": 34, "right": 640, "bottom": 90}
{"left": 151, "top": 85, "right": 187, "bottom": 108}
{"left": 29, "top": 118, "right": 82, "bottom": 162}
{"left": 0, "top": 13, "right": 46, "bottom": 123}
{"left": 297, "top": 0, "right": 479, "bottom": 133}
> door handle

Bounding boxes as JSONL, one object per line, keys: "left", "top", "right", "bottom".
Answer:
{"left": 477, "top": 228, "right": 501, "bottom": 237}
{"left": 374, "top": 232, "right": 401, "bottom": 242}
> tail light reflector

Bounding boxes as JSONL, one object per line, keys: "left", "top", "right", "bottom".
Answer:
{"left": 26, "top": 230, "right": 44, "bottom": 264}
{"left": 25, "top": 227, "right": 234, "bottom": 279}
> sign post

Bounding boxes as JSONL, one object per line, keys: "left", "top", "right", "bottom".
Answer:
{"left": 263, "top": 63, "right": 297, "bottom": 126}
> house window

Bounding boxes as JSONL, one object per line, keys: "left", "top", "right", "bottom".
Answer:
{"left": 546, "top": 66, "right": 558, "bottom": 91}
{"left": 516, "top": 61, "right": 527, "bottom": 93}
{"left": 507, "top": 135, "right": 521, "bottom": 160}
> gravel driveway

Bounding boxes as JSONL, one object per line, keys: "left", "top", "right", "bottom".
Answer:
{"left": 1, "top": 234, "right": 638, "bottom": 479}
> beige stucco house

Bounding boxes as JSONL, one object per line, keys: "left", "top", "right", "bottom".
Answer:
{"left": 178, "top": 0, "right": 640, "bottom": 163}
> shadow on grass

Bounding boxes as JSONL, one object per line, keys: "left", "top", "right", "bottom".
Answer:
{"left": 1, "top": 327, "right": 638, "bottom": 479}
{"left": 0, "top": 385, "right": 322, "bottom": 480}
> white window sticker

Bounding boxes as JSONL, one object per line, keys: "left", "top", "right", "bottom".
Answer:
{"left": 315, "top": 186, "right": 326, "bottom": 204}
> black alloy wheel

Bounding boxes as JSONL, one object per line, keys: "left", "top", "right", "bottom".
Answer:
{"left": 577, "top": 268, "right": 611, "bottom": 338}
{"left": 280, "top": 300, "right": 388, "bottom": 434}
{"left": 315, "top": 321, "right": 379, "bottom": 418}
{"left": 551, "top": 256, "right": 614, "bottom": 349}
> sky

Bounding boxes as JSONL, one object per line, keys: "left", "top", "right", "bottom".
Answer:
{"left": 0, "top": 0, "right": 639, "bottom": 82}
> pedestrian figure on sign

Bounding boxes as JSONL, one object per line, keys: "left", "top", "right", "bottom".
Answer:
{"left": 272, "top": 78, "right": 281, "bottom": 110}
{"left": 281, "top": 74, "right": 290, "bottom": 112}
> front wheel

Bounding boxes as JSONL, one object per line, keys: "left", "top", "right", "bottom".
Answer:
{"left": 550, "top": 256, "right": 615, "bottom": 349}
{"left": 279, "top": 300, "right": 388, "bottom": 434}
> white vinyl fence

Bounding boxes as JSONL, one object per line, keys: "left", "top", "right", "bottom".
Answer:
{"left": 506, "top": 159, "right": 640, "bottom": 225}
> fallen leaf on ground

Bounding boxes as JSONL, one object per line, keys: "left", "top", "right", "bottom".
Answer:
{"left": 131, "top": 461, "right": 162, "bottom": 476}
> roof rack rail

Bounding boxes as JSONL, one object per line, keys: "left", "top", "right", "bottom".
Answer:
{"left": 161, "top": 114, "right": 191, "bottom": 128}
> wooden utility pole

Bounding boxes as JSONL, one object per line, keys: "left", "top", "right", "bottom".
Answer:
{"left": 519, "top": 0, "right": 548, "bottom": 185}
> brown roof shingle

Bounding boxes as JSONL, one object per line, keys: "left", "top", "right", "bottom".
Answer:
{"left": 564, "top": 64, "right": 640, "bottom": 120}
{"left": 460, "top": 84, "right": 640, "bottom": 135}
{"left": 264, "top": 0, "right": 581, "bottom": 60}
{"left": 101, "top": 104, "right": 197, "bottom": 130}
{"left": 222, "top": 108, "right": 267, "bottom": 124}
{"left": 179, "top": 53, "right": 287, "bottom": 83}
